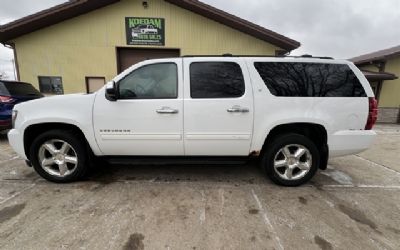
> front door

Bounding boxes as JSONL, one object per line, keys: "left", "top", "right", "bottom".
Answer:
{"left": 93, "top": 59, "right": 184, "bottom": 156}
{"left": 183, "top": 58, "right": 254, "bottom": 156}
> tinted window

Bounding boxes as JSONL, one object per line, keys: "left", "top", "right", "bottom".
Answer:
{"left": 118, "top": 63, "right": 178, "bottom": 99}
{"left": 0, "top": 81, "right": 42, "bottom": 97}
{"left": 190, "top": 62, "right": 245, "bottom": 98}
{"left": 254, "top": 62, "right": 366, "bottom": 97}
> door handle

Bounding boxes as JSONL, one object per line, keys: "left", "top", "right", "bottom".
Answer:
{"left": 227, "top": 106, "right": 249, "bottom": 113}
{"left": 156, "top": 107, "right": 179, "bottom": 114}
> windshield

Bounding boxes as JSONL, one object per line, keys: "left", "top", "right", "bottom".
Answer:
{"left": 0, "top": 81, "right": 43, "bottom": 97}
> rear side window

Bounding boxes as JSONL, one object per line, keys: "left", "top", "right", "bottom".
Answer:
{"left": 254, "top": 62, "right": 367, "bottom": 97}
{"left": 0, "top": 81, "right": 42, "bottom": 97}
{"left": 190, "top": 62, "right": 245, "bottom": 98}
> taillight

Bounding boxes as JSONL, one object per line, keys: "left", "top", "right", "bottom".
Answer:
{"left": 0, "top": 95, "right": 15, "bottom": 103}
{"left": 365, "top": 97, "right": 378, "bottom": 130}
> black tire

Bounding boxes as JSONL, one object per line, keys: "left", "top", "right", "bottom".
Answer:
{"left": 29, "top": 129, "right": 89, "bottom": 183}
{"left": 261, "top": 133, "right": 320, "bottom": 187}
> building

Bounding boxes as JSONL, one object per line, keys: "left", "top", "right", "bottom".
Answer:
{"left": 0, "top": 0, "right": 300, "bottom": 94}
{"left": 351, "top": 45, "right": 400, "bottom": 123}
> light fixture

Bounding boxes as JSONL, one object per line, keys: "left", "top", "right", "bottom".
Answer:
{"left": 142, "top": 1, "right": 148, "bottom": 9}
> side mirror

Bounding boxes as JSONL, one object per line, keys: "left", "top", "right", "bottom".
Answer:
{"left": 105, "top": 81, "right": 118, "bottom": 101}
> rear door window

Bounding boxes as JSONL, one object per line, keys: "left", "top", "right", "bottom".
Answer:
{"left": 254, "top": 62, "right": 367, "bottom": 97}
{"left": 190, "top": 62, "right": 245, "bottom": 98}
{"left": 1, "top": 81, "right": 42, "bottom": 97}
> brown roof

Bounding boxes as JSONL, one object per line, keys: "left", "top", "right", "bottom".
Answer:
{"left": 0, "top": 0, "right": 120, "bottom": 42}
{"left": 362, "top": 70, "right": 398, "bottom": 81}
{"left": 0, "top": 0, "right": 300, "bottom": 52}
{"left": 351, "top": 45, "right": 400, "bottom": 65}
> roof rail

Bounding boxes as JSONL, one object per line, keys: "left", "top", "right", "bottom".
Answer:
{"left": 183, "top": 54, "right": 334, "bottom": 59}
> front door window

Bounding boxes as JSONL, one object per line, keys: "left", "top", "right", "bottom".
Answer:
{"left": 118, "top": 63, "right": 177, "bottom": 99}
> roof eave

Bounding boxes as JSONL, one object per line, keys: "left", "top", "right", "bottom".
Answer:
{"left": 351, "top": 45, "right": 400, "bottom": 65}
{"left": 0, "top": 0, "right": 121, "bottom": 43}
{"left": 0, "top": 0, "right": 300, "bottom": 51}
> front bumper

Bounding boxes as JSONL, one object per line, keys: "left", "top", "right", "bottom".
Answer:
{"left": 329, "top": 130, "right": 377, "bottom": 157}
{"left": 7, "top": 129, "right": 27, "bottom": 160}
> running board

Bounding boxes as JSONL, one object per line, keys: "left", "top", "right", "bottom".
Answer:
{"left": 106, "top": 156, "right": 249, "bottom": 166}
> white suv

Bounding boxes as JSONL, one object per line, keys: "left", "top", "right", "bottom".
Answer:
{"left": 8, "top": 56, "right": 378, "bottom": 186}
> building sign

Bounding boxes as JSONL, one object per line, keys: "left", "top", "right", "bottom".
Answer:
{"left": 125, "top": 17, "right": 165, "bottom": 46}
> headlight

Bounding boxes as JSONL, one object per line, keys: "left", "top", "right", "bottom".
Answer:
{"left": 12, "top": 110, "right": 18, "bottom": 128}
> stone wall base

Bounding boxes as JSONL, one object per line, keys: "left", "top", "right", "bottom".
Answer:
{"left": 377, "top": 107, "right": 400, "bottom": 124}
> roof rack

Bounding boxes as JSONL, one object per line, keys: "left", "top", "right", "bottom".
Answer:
{"left": 183, "top": 54, "right": 334, "bottom": 59}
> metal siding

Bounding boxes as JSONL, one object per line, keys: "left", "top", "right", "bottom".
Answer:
{"left": 13, "top": 0, "right": 280, "bottom": 94}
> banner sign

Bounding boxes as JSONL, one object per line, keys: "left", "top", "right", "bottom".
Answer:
{"left": 125, "top": 17, "right": 165, "bottom": 46}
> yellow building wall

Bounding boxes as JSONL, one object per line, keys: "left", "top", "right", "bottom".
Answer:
{"left": 359, "top": 64, "right": 379, "bottom": 72}
{"left": 379, "top": 56, "right": 400, "bottom": 108}
{"left": 13, "top": 0, "right": 280, "bottom": 94}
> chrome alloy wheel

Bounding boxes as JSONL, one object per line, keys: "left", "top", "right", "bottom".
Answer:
{"left": 273, "top": 144, "right": 312, "bottom": 181}
{"left": 38, "top": 139, "right": 78, "bottom": 177}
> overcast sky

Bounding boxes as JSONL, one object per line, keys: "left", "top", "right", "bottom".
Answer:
{"left": 1, "top": 0, "right": 399, "bottom": 80}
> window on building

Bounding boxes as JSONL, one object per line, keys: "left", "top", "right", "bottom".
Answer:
{"left": 190, "top": 62, "right": 245, "bottom": 98}
{"left": 254, "top": 62, "right": 367, "bottom": 97}
{"left": 86, "top": 77, "right": 106, "bottom": 93}
{"left": 38, "top": 76, "right": 64, "bottom": 95}
{"left": 118, "top": 63, "right": 177, "bottom": 99}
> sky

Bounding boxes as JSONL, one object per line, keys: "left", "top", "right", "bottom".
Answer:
{"left": 1, "top": 0, "right": 399, "bottom": 80}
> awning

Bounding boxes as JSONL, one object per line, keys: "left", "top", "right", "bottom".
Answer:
{"left": 362, "top": 70, "right": 398, "bottom": 81}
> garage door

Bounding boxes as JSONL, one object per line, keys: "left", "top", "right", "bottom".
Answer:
{"left": 117, "top": 48, "right": 180, "bottom": 73}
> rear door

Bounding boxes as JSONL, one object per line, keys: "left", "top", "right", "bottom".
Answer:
{"left": 183, "top": 58, "right": 254, "bottom": 156}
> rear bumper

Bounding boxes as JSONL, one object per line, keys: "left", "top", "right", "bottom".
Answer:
{"left": 7, "top": 129, "right": 27, "bottom": 160}
{"left": 329, "top": 130, "right": 377, "bottom": 157}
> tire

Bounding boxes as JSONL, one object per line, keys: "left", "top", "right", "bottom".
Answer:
{"left": 261, "top": 133, "right": 320, "bottom": 187}
{"left": 29, "top": 129, "right": 89, "bottom": 183}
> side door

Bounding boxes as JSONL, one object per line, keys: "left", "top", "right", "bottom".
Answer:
{"left": 183, "top": 58, "right": 254, "bottom": 156}
{"left": 93, "top": 59, "right": 184, "bottom": 156}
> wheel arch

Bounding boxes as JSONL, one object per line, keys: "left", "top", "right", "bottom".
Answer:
{"left": 260, "top": 122, "right": 329, "bottom": 170}
{"left": 23, "top": 122, "right": 96, "bottom": 160}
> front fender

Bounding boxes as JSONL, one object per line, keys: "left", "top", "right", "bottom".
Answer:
{"left": 13, "top": 93, "right": 102, "bottom": 156}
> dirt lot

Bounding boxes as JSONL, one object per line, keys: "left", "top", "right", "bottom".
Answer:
{"left": 0, "top": 125, "right": 399, "bottom": 250}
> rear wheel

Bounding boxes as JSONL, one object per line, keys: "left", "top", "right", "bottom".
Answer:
{"left": 261, "top": 133, "right": 320, "bottom": 186}
{"left": 29, "top": 130, "right": 88, "bottom": 183}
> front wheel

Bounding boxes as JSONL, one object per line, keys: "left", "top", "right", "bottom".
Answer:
{"left": 29, "top": 130, "right": 89, "bottom": 183}
{"left": 261, "top": 133, "right": 320, "bottom": 186}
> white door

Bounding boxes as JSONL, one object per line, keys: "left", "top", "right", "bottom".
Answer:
{"left": 183, "top": 58, "right": 254, "bottom": 156}
{"left": 93, "top": 59, "right": 184, "bottom": 156}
